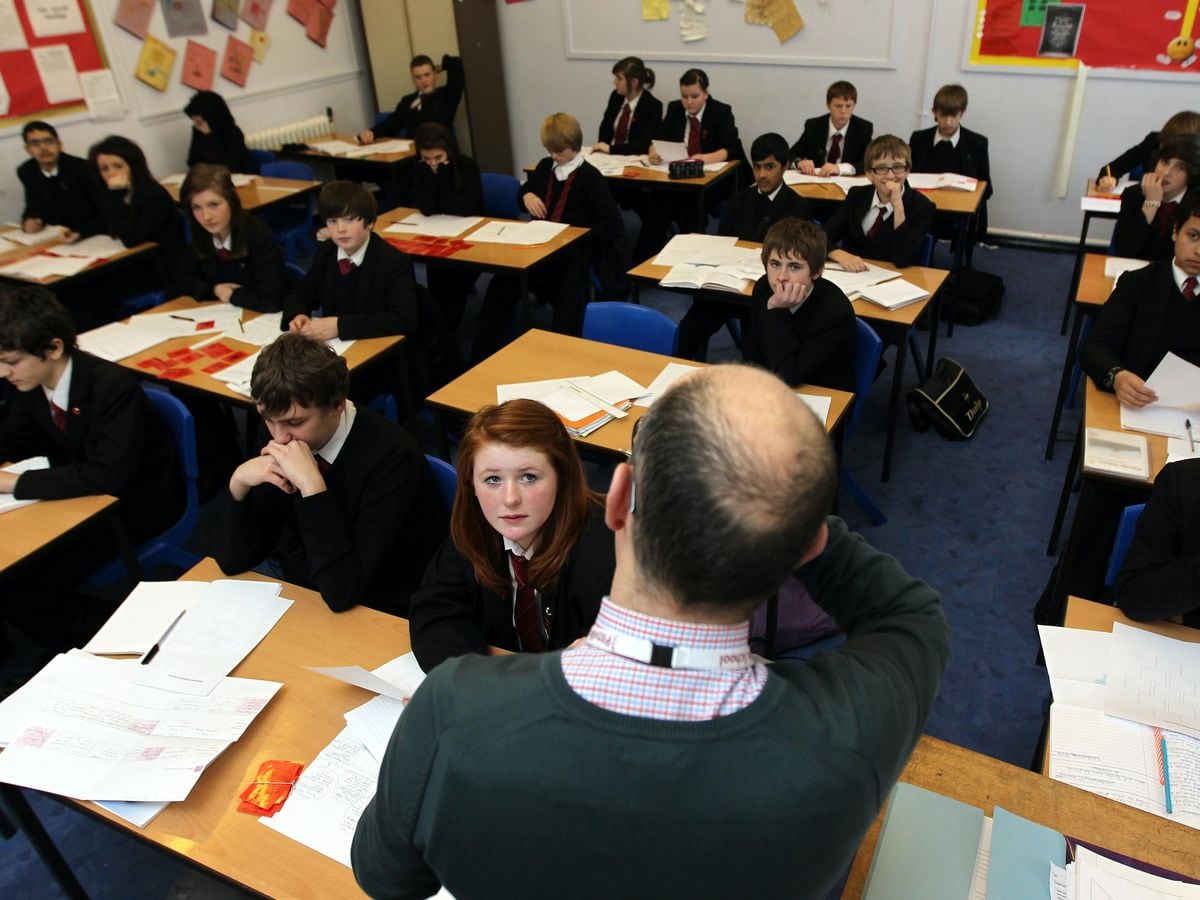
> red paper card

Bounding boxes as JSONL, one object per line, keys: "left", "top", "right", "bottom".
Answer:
{"left": 181, "top": 40, "right": 216, "bottom": 92}
{"left": 195, "top": 320, "right": 217, "bottom": 331}
{"left": 286, "top": 0, "right": 313, "bottom": 24}
{"left": 240, "top": 0, "right": 273, "bottom": 31}
{"left": 221, "top": 35, "right": 254, "bottom": 87}
{"left": 202, "top": 359, "right": 233, "bottom": 374}
{"left": 160, "top": 367, "right": 193, "bottom": 380}
{"left": 237, "top": 760, "right": 304, "bottom": 816}
{"left": 200, "top": 341, "right": 234, "bottom": 358}
{"left": 137, "top": 357, "right": 169, "bottom": 371}
{"left": 114, "top": 0, "right": 155, "bottom": 38}
{"left": 305, "top": 2, "right": 332, "bottom": 47}
{"left": 222, "top": 349, "right": 250, "bottom": 363}
{"left": 168, "top": 349, "right": 205, "bottom": 364}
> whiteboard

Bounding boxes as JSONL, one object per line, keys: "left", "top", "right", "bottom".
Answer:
{"left": 563, "top": 0, "right": 900, "bottom": 69}
{"left": 91, "top": 0, "right": 361, "bottom": 123}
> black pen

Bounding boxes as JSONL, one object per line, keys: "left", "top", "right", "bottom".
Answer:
{"left": 142, "top": 610, "right": 186, "bottom": 665}
{"left": 1188, "top": 419, "right": 1195, "bottom": 453}
{"left": 170, "top": 314, "right": 195, "bottom": 322}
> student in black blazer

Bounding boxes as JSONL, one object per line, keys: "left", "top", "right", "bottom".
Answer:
{"left": 17, "top": 121, "right": 105, "bottom": 239}
{"left": 823, "top": 135, "right": 935, "bottom": 271}
{"left": 176, "top": 164, "right": 287, "bottom": 312}
{"left": 792, "top": 81, "right": 873, "bottom": 176}
{"left": 742, "top": 219, "right": 857, "bottom": 393}
{"left": 1082, "top": 195, "right": 1200, "bottom": 407}
{"left": 471, "top": 113, "right": 624, "bottom": 363}
{"left": 360, "top": 54, "right": 465, "bottom": 142}
{"left": 593, "top": 56, "right": 663, "bottom": 157}
{"left": 214, "top": 335, "right": 446, "bottom": 616}
{"left": 1111, "top": 136, "right": 1200, "bottom": 261}
{"left": 676, "top": 133, "right": 816, "bottom": 360}
{"left": 409, "top": 400, "right": 615, "bottom": 673}
{"left": 1097, "top": 110, "right": 1200, "bottom": 191}
{"left": 183, "top": 91, "right": 258, "bottom": 174}
{"left": 88, "top": 135, "right": 184, "bottom": 270}
{"left": 283, "top": 181, "right": 418, "bottom": 340}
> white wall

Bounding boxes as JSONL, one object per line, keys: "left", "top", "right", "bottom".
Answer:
{"left": 497, "top": 0, "right": 1200, "bottom": 243}
{"left": 0, "top": 0, "right": 377, "bottom": 222}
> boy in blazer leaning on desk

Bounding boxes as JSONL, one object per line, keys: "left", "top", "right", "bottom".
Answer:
{"left": 212, "top": 333, "right": 447, "bottom": 616}
{"left": 17, "top": 120, "right": 105, "bottom": 240}
{"left": 823, "top": 134, "right": 936, "bottom": 272}
{"left": 1111, "top": 136, "right": 1200, "bottom": 262}
{"left": 792, "top": 80, "right": 874, "bottom": 176}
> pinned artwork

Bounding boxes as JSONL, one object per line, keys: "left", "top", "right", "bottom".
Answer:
{"left": 135, "top": 34, "right": 177, "bottom": 92}
{"left": 220, "top": 33, "right": 253, "bottom": 86}
{"left": 239, "top": 0, "right": 272, "bottom": 31}
{"left": 211, "top": 0, "right": 238, "bottom": 30}
{"left": 249, "top": 28, "right": 269, "bottom": 62}
{"left": 114, "top": 0, "right": 155, "bottom": 39}
{"left": 305, "top": 1, "right": 331, "bottom": 47}
{"left": 160, "top": 0, "right": 208, "bottom": 38}
{"left": 181, "top": 39, "right": 216, "bottom": 91}
{"left": 285, "top": 0, "right": 313, "bottom": 25}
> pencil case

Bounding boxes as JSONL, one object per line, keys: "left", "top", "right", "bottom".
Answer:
{"left": 669, "top": 159, "right": 704, "bottom": 179}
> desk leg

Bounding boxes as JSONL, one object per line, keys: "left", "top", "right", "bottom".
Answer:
{"left": 1044, "top": 305, "right": 1087, "bottom": 460}
{"left": 1046, "top": 428, "right": 1082, "bottom": 558}
{"left": 0, "top": 786, "right": 89, "bottom": 900}
{"left": 695, "top": 189, "right": 706, "bottom": 234}
{"left": 518, "top": 271, "right": 532, "bottom": 327}
{"left": 924, "top": 292, "right": 941, "bottom": 380}
{"left": 107, "top": 507, "right": 141, "bottom": 583}
{"left": 431, "top": 407, "right": 451, "bottom": 462}
{"left": 1048, "top": 467, "right": 1093, "bottom": 625}
{"left": 882, "top": 329, "right": 908, "bottom": 483}
{"left": 1062, "top": 212, "right": 1093, "bottom": 335}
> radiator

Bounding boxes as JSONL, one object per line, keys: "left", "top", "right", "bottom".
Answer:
{"left": 245, "top": 112, "right": 334, "bottom": 150}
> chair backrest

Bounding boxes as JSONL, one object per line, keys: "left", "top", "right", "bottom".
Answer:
{"left": 481, "top": 172, "right": 522, "bottom": 219}
{"left": 917, "top": 232, "right": 935, "bottom": 267}
{"left": 367, "top": 393, "right": 399, "bottom": 424}
{"left": 284, "top": 261, "right": 307, "bottom": 285}
{"left": 261, "top": 160, "right": 316, "bottom": 182}
{"left": 583, "top": 302, "right": 678, "bottom": 356}
{"left": 1104, "top": 503, "right": 1146, "bottom": 587}
{"left": 846, "top": 318, "right": 884, "bottom": 442}
{"left": 142, "top": 385, "right": 199, "bottom": 545}
{"left": 425, "top": 454, "right": 458, "bottom": 510}
{"left": 374, "top": 111, "right": 391, "bottom": 128}
{"left": 249, "top": 148, "right": 277, "bottom": 169}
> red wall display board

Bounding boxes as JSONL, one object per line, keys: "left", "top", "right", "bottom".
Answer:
{"left": 1, "top": 0, "right": 107, "bottom": 127}
{"left": 972, "top": 0, "right": 1200, "bottom": 73}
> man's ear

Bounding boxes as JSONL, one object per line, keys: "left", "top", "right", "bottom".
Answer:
{"left": 45, "top": 338, "right": 65, "bottom": 361}
{"left": 796, "top": 521, "right": 829, "bottom": 567}
{"left": 605, "top": 462, "right": 634, "bottom": 533}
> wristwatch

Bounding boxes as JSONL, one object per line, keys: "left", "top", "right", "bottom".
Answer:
{"left": 1103, "top": 366, "right": 1124, "bottom": 389}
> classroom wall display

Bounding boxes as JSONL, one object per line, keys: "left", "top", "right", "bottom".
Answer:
{"left": 0, "top": 0, "right": 109, "bottom": 127}
{"left": 970, "top": 0, "right": 1200, "bottom": 73}
{"left": 562, "top": 0, "right": 896, "bottom": 68}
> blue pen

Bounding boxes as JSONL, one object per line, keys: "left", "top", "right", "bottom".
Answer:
{"left": 1162, "top": 736, "right": 1174, "bottom": 814}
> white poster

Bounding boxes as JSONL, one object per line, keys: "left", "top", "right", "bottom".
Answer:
{"left": 0, "top": 70, "right": 9, "bottom": 117}
{"left": 32, "top": 44, "right": 82, "bottom": 103}
{"left": 0, "top": 0, "right": 29, "bottom": 50}
{"left": 21, "top": 0, "right": 85, "bottom": 38}
{"left": 79, "top": 69, "right": 124, "bottom": 120}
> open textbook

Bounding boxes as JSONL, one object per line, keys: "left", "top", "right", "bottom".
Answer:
{"left": 498, "top": 371, "right": 649, "bottom": 437}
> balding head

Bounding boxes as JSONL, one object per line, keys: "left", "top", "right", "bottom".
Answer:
{"left": 628, "top": 364, "right": 836, "bottom": 614}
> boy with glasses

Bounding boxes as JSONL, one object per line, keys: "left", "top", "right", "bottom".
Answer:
{"left": 823, "top": 134, "right": 935, "bottom": 272}
{"left": 17, "top": 121, "right": 105, "bottom": 241}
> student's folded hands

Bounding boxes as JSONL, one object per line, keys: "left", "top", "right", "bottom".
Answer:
{"left": 229, "top": 454, "right": 295, "bottom": 501}
{"left": 262, "top": 440, "right": 327, "bottom": 498}
{"left": 523, "top": 193, "right": 548, "bottom": 218}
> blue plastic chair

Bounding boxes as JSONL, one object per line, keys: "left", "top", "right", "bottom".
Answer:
{"left": 119, "top": 290, "right": 166, "bottom": 315}
{"left": 425, "top": 454, "right": 457, "bottom": 510}
{"left": 583, "top": 302, "right": 678, "bottom": 355}
{"left": 259, "top": 161, "right": 318, "bottom": 263}
{"left": 88, "top": 386, "right": 202, "bottom": 585}
{"left": 249, "top": 148, "right": 276, "bottom": 170}
{"left": 1104, "top": 503, "right": 1146, "bottom": 587}
{"left": 840, "top": 319, "right": 888, "bottom": 526}
{"left": 367, "top": 393, "right": 399, "bottom": 424}
{"left": 284, "top": 261, "right": 306, "bottom": 284}
{"left": 482, "top": 172, "right": 522, "bottom": 219}
{"left": 374, "top": 111, "right": 391, "bottom": 128}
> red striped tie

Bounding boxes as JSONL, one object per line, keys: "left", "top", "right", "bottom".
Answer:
{"left": 614, "top": 103, "right": 632, "bottom": 145}
{"left": 508, "top": 551, "right": 545, "bottom": 651}
{"left": 867, "top": 206, "right": 888, "bottom": 238}
{"left": 49, "top": 401, "right": 67, "bottom": 432}
{"left": 687, "top": 116, "right": 701, "bottom": 156}
{"left": 1184, "top": 276, "right": 1198, "bottom": 302}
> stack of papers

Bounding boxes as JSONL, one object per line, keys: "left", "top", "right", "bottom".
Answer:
{"left": 635, "top": 362, "right": 702, "bottom": 408}
{"left": 311, "top": 139, "right": 411, "bottom": 158}
{"left": 467, "top": 220, "right": 569, "bottom": 245}
{"left": 1104, "top": 256, "right": 1151, "bottom": 282}
{"left": 384, "top": 214, "right": 483, "bottom": 238}
{"left": 659, "top": 260, "right": 760, "bottom": 293}
{"left": 782, "top": 171, "right": 871, "bottom": 193}
{"left": 1081, "top": 195, "right": 1121, "bottom": 214}
{"left": 1083, "top": 427, "right": 1149, "bottom": 479}
{"left": 47, "top": 234, "right": 127, "bottom": 259}
{"left": 498, "top": 371, "right": 650, "bottom": 436}
{"left": 653, "top": 233, "right": 760, "bottom": 268}
{"left": 0, "top": 234, "right": 18, "bottom": 254}
{"left": 905, "top": 172, "right": 978, "bottom": 192}
{"left": 78, "top": 304, "right": 245, "bottom": 362}
{"left": 855, "top": 279, "right": 930, "bottom": 310}
{"left": 3, "top": 224, "right": 67, "bottom": 246}
{"left": 0, "top": 457, "right": 50, "bottom": 515}
{"left": 584, "top": 152, "right": 647, "bottom": 176}
{"left": 1119, "top": 352, "right": 1200, "bottom": 439}
{"left": 0, "top": 254, "right": 93, "bottom": 281}
{"left": 822, "top": 261, "right": 903, "bottom": 297}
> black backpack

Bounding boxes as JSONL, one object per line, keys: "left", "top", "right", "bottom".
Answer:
{"left": 945, "top": 268, "right": 1005, "bottom": 325}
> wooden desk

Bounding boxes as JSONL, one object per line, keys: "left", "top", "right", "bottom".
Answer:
{"left": 0, "top": 494, "right": 123, "bottom": 578}
{"left": 427, "top": 329, "right": 852, "bottom": 460}
{"left": 1045, "top": 253, "right": 1121, "bottom": 460}
{"left": 113, "top": 297, "right": 405, "bottom": 411}
{"left": 1065, "top": 594, "right": 1199, "bottom": 642}
{"left": 0, "top": 227, "right": 162, "bottom": 291}
{"left": 285, "top": 132, "right": 414, "bottom": 201}
{"left": 842, "top": 734, "right": 1200, "bottom": 897}
{"left": 1061, "top": 179, "right": 1123, "bottom": 334}
{"left": 628, "top": 247, "right": 948, "bottom": 481}
{"left": 373, "top": 207, "right": 590, "bottom": 311}
{"left": 161, "top": 176, "right": 322, "bottom": 213}
{"left": 58, "top": 558, "right": 403, "bottom": 898}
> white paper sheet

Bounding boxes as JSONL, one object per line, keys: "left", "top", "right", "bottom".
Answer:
{"left": 47, "top": 234, "right": 126, "bottom": 259}
{"left": 1105, "top": 622, "right": 1200, "bottom": 738}
{"left": 0, "top": 456, "right": 49, "bottom": 515}
{"left": 260, "top": 727, "right": 380, "bottom": 867}
{"left": 831, "top": 176, "right": 872, "bottom": 192}
{"left": 498, "top": 371, "right": 649, "bottom": 423}
{"left": 95, "top": 799, "right": 169, "bottom": 828}
{"left": 652, "top": 140, "right": 690, "bottom": 163}
{"left": 0, "top": 253, "right": 91, "bottom": 280}
{"left": 0, "top": 234, "right": 15, "bottom": 254}
{"left": 1081, "top": 196, "right": 1121, "bottom": 214}
{"left": 1103, "top": 256, "right": 1151, "bottom": 281}
{"left": 237, "top": 311, "right": 284, "bottom": 345}
{"left": 905, "top": 172, "right": 978, "bottom": 191}
{"left": 635, "top": 362, "right": 703, "bottom": 408}
{"left": 1038, "top": 625, "right": 1111, "bottom": 709}
{"left": 856, "top": 279, "right": 930, "bottom": 310}
{"left": 652, "top": 233, "right": 739, "bottom": 266}
{"left": 584, "top": 152, "right": 646, "bottom": 176}
{"left": 32, "top": 44, "right": 82, "bottom": 104}
{"left": 343, "top": 653, "right": 427, "bottom": 761}
{"left": 25, "top": 0, "right": 86, "bottom": 37}
{"left": 309, "top": 139, "right": 362, "bottom": 156}
{"left": 383, "top": 214, "right": 483, "bottom": 238}
{"left": 4, "top": 224, "right": 66, "bottom": 246}
{"left": 0, "top": 0, "right": 27, "bottom": 50}
{"left": 1120, "top": 353, "right": 1200, "bottom": 439}
{"left": 0, "top": 69, "right": 8, "bottom": 117}
{"left": 76, "top": 321, "right": 170, "bottom": 362}
{"left": 79, "top": 68, "right": 123, "bottom": 120}
{"left": 797, "top": 393, "right": 831, "bottom": 427}
{"left": 466, "top": 220, "right": 569, "bottom": 245}
{"left": 132, "top": 580, "right": 290, "bottom": 696}
{"left": 84, "top": 581, "right": 208, "bottom": 656}
{"left": 1073, "top": 844, "right": 1200, "bottom": 898}
{"left": 305, "top": 666, "right": 410, "bottom": 700}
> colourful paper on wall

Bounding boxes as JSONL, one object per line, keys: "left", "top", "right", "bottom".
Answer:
{"left": 181, "top": 39, "right": 216, "bottom": 91}
{"left": 114, "top": 0, "right": 155, "bottom": 39}
{"left": 642, "top": 0, "right": 668, "bottom": 20}
{"left": 220, "top": 34, "right": 253, "bottom": 86}
{"left": 315, "top": 0, "right": 335, "bottom": 8}
{"left": 305, "top": 2, "right": 331, "bottom": 47}
{"left": 160, "top": 0, "right": 208, "bottom": 38}
{"left": 249, "top": 28, "right": 269, "bottom": 62}
{"left": 744, "top": 0, "right": 770, "bottom": 26}
{"left": 239, "top": 0, "right": 272, "bottom": 31}
{"left": 285, "top": 0, "right": 313, "bottom": 25}
{"left": 135, "top": 35, "right": 177, "bottom": 92}
{"left": 764, "top": 0, "right": 803, "bottom": 43}
{"left": 211, "top": 0, "right": 239, "bottom": 30}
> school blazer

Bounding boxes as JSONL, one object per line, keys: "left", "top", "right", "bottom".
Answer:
{"left": 1112, "top": 184, "right": 1178, "bottom": 261}
{"left": 908, "top": 126, "right": 994, "bottom": 201}
{"left": 657, "top": 98, "right": 745, "bottom": 163}
{"left": 282, "top": 233, "right": 419, "bottom": 339}
{"left": 1081, "top": 258, "right": 1195, "bottom": 384}
{"left": 175, "top": 214, "right": 287, "bottom": 311}
{"left": 791, "top": 114, "right": 874, "bottom": 174}
{"left": 0, "top": 352, "right": 184, "bottom": 543}
{"left": 375, "top": 55, "right": 465, "bottom": 138}
{"left": 822, "top": 184, "right": 936, "bottom": 268}
{"left": 18, "top": 153, "right": 105, "bottom": 237}
{"left": 409, "top": 505, "right": 616, "bottom": 673}
{"left": 1099, "top": 131, "right": 1159, "bottom": 182}
{"left": 99, "top": 179, "right": 184, "bottom": 268}
{"left": 597, "top": 90, "right": 663, "bottom": 156}
{"left": 718, "top": 185, "right": 815, "bottom": 242}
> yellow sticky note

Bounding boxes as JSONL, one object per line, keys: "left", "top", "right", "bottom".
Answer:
{"left": 250, "top": 28, "right": 270, "bottom": 63}
{"left": 642, "top": 0, "right": 668, "bottom": 21}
